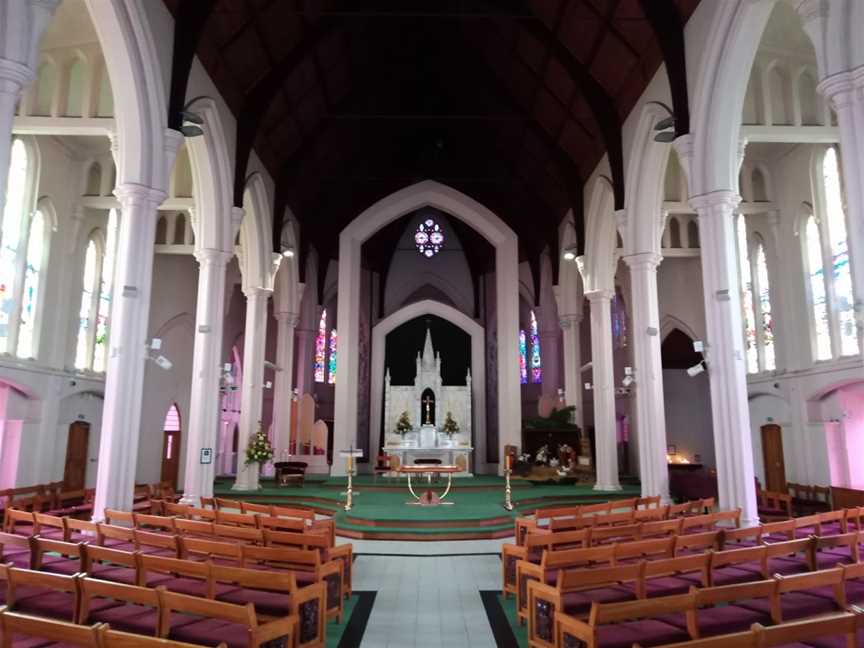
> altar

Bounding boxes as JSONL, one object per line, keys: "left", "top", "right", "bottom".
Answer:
{"left": 383, "top": 328, "right": 473, "bottom": 475}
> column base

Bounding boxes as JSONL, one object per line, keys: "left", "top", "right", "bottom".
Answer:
{"left": 179, "top": 495, "right": 199, "bottom": 507}
{"left": 740, "top": 515, "right": 761, "bottom": 529}
{"left": 593, "top": 483, "right": 623, "bottom": 492}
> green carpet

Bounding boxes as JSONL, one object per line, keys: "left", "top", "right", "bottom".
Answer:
{"left": 326, "top": 593, "right": 359, "bottom": 648}
{"left": 497, "top": 593, "right": 528, "bottom": 648}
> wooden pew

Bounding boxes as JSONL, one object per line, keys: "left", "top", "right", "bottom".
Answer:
{"left": 0, "top": 608, "right": 100, "bottom": 647}
{"left": 79, "top": 575, "right": 162, "bottom": 636}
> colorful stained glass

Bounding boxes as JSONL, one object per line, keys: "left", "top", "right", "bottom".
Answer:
{"left": 0, "top": 140, "right": 28, "bottom": 354}
{"left": 529, "top": 310, "right": 542, "bottom": 384}
{"left": 415, "top": 218, "right": 444, "bottom": 257}
{"left": 16, "top": 209, "right": 44, "bottom": 359}
{"left": 754, "top": 242, "right": 775, "bottom": 371}
{"left": 314, "top": 309, "right": 327, "bottom": 382}
{"left": 518, "top": 329, "right": 527, "bottom": 385}
{"left": 823, "top": 148, "right": 859, "bottom": 356}
{"left": 75, "top": 240, "right": 98, "bottom": 369}
{"left": 737, "top": 214, "right": 758, "bottom": 373}
{"left": 805, "top": 216, "right": 831, "bottom": 361}
{"left": 611, "top": 290, "right": 628, "bottom": 349}
{"left": 94, "top": 209, "right": 118, "bottom": 372}
{"left": 327, "top": 329, "right": 338, "bottom": 384}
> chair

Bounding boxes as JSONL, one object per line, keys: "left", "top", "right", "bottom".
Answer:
{"left": 274, "top": 461, "right": 307, "bottom": 487}
{"left": 372, "top": 454, "right": 392, "bottom": 482}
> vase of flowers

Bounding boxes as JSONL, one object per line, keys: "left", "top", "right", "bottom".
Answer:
{"left": 244, "top": 423, "right": 274, "bottom": 480}
{"left": 442, "top": 412, "right": 459, "bottom": 438}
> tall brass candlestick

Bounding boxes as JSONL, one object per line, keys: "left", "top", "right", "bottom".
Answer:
{"left": 503, "top": 461, "right": 514, "bottom": 511}
{"left": 344, "top": 454, "right": 354, "bottom": 511}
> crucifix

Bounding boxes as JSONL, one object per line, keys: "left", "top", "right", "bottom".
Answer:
{"left": 423, "top": 394, "right": 433, "bottom": 425}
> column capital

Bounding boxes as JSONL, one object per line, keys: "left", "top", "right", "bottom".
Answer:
{"left": 559, "top": 314, "right": 583, "bottom": 329}
{"left": 194, "top": 247, "right": 233, "bottom": 267}
{"left": 816, "top": 67, "right": 864, "bottom": 109}
{"left": 584, "top": 288, "right": 615, "bottom": 303}
{"left": 624, "top": 252, "right": 663, "bottom": 270}
{"left": 243, "top": 286, "right": 273, "bottom": 300}
{"left": 114, "top": 183, "right": 167, "bottom": 210}
{"left": 689, "top": 190, "right": 741, "bottom": 215}
{"left": 0, "top": 58, "right": 34, "bottom": 92}
{"left": 274, "top": 312, "right": 300, "bottom": 327}
{"left": 231, "top": 207, "right": 245, "bottom": 239}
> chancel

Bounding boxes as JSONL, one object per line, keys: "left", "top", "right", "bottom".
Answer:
{"left": 1, "top": 1, "right": 863, "bottom": 646}
{"left": 383, "top": 327, "right": 473, "bottom": 474}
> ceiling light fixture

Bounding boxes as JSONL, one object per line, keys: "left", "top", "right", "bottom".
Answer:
{"left": 562, "top": 247, "right": 578, "bottom": 261}
{"left": 647, "top": 101, "right": 676, "bottom": 143}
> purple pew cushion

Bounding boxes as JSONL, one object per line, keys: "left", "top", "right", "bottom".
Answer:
{"left": 710, "top": 566, "right": 762, "bottom": 586}
{"left": 87, "top": 564, "right": 137, "bottom": 585}
{"left": 560, "top": 585, "right": 636, "bottom": 615}
{"left": 217, "top": 587, "right": 292, "bottom": 617}
{"left": 170, "top": 618, "right": 261, "bottom": 648}
{"left": 768, "top": 557, "right": 812, "bottom": 576}
{"left": 692, "top": 604, "right": 772, "bottom": 636}
{"left": 845, "top": 578, "right": 864, "bottom": 605}
{"left": 12, "top": 590, "right": 77, "bottom": 621}
{"left": 86, "top": 603, "right": 163, "bottom": 636}
{"left": 39, "top": 557, "right": 81, "bottom": 576}
{"left": 738, "top": 591, "right": 838, "bottom": 621}
{"left": 643, "top": 575, "right": 702, "bottom": 598}
{"left": 595, "top": 618, "right": 689, "bottom": 648}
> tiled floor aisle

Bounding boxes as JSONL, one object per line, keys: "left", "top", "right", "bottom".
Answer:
{"left": 346, "top": 538, "right": 507, "bottom": 647}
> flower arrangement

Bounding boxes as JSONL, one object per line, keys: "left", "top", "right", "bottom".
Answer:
{"left": 442, "top": 411, "right": 459, "bottom": 437}
{"left": 244, "top": 423, "right": 274, "bottom": 466}
{"left": 535, "top": 444, "right": 550, "bottom": 465}
{"left": 395, "top": 411, "right": 412, "bottom": 435}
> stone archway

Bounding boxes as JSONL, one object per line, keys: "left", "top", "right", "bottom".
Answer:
{"left": 334, "top": 180, "right": 519, "bottom": 475}
{"left": 370, "top": 299, "right": 487, "bottom": 474}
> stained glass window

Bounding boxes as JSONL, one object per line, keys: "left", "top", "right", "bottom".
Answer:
{"left": 415, "top": 218, "right": 444, "bottom": 257}
{"left": 529, "top": 310, "right": 542, "bottom": 384}
{"left": 0, "top": 140, "right": 29, "bottom": 354}
{"left": 754, "top": 241, "right": 775, "bottom": 371}
{"left": 736, "top": 214, "right": 759, "bottom": 373}
{"left": 518, "top": 329, "right": 527, "bottom": 385}
{"left": 805, "top": 215, "right": 831, "bottom": 361}
{"left": 823, "top": 147, "right": 859, "bottom": 356}
{"left": 611, "top": 290, "right": 628, "bottom": 349}
{"left": 327, "top": 329, "right": 337, "bottom": 384}
{"left": 314, "top": 309, "right": 327, "bottom": 382}
{"left": 75, "top": 239, "right": 99, "bottom": 369}
{"left": 93, "top": 209, "right": 118, "bottom": 372}
{"left": 17, "top": 209, "right": 44, "bottom": 359}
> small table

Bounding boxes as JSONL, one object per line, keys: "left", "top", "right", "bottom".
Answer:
{"left": 398, "top": 465, "right": 461, "bottom": 506}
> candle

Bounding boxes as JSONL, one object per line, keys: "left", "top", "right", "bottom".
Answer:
{"left": 505, "top": 455, "right": 511, "bottom": 470}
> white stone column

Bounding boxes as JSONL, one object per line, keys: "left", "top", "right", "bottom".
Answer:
{"left": 293, "top": 327, "right": 316, "bottom": 397}
{"left": 0, "top": 61, "right": 32, "bottom": 207}
{"left": 817, "top": 70, "right": 864, "bottom": 348}
{"left": 691, "top": 191, "right": 759, "bottom": 527}
{"left": 92, "top": 184, "right": 166, "bottom": 519}
{"left": 559, "top": 314, "right": 584, "bottom": 428}
{"left": 495, "top": 238, "right": 523, "bottom": 473}
{"left": 179, "top": 248, "right": 231, "bottom": 505}
{"left": 272, "top": 311, "right": 298, "bottom": 461}
{"left": 539, "top": 327, "right": 561, "bottom": 396}
{"left": 625, "top": 253, "right": 670, "bottom": 502}
{"left": 585, "top": 289, "right": 621, "bottom": 491}
{"left": 232, "top": 287, "right": 272, "bottom": 491}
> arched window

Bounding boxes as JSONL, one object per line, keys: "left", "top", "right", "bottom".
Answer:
{"left": 822, "top": 148, "right": 859, "bottom": 357}
{"left": 736, "top": 214, "right": 759, "bottom": 373}
{"left": 806, "top": 147, "right": 860, "bottom": 361}
{"left": 754, "top": 239, "right": 775, "bottom": 371}
{"left": 75, "top": 238, "right": 100, "bottom": 369}
{"left": 93, "top": 209, "right": 117, "bottom": 373}
{"left": 518, "top": 329, "right": 527, "bottom": 385}
{"left": 0, "top": 139, "right": 35, "bottom": 355}
{"left": 16, "top": 208, "right": 46, "bottom": 358}
{"left": 529, "top": 310, "right": 542, "bottom": 384}
{"left": 611, "top": 289, "right": 628, "bottom": 349}
{"left": 804, "top": 215, "right": 831, "bottom": 360}
{"left": 314, "top": 309, "right": 327, "bottom": 383}
{"left": 327, "top": 329, "right": 338, "bottom": 384}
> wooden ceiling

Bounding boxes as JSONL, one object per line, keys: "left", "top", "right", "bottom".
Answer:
{"left": 164, "top": 0, "right": 699, "bottom": 279}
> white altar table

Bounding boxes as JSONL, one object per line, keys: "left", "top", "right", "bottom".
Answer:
{"left": 384, "top": 445, "right": 473, "bottom": 476}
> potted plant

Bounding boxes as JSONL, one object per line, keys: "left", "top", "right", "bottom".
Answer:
{"left": 395, "top": 411, "right": 412, "bottom": 435}
{"left": 244, "top": 423, "right": 274, "bottom": 480}
{"left": 442, "top": 412, "right": 459, "bottom": 438}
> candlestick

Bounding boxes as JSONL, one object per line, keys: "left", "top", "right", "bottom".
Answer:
{"left": 503, "top": 464, "right": 514, "bottom": 511}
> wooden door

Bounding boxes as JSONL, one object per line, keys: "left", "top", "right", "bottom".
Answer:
{"left": 761, "top": 424, "right": 787, "bottom": 493}
{"left": 63, "top": 421, "right": 90, "bottom": 491}
{"left": 160, "top": 429, "right": 181, "bottom": 490}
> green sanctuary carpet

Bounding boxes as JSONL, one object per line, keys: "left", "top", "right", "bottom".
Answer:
{"left": 215, "top": 475, "right": 640, "bottom": 539}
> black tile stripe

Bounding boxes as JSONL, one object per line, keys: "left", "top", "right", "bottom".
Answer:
{"left": 480, "top": 590, "right": 519, "bottom": 648}
{"left": 337, "top": 591, "right": 376, "bottom": 648}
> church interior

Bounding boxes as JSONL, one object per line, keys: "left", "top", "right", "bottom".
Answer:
{"left": 0, "top": 0, "right": 863, "bottom": 646}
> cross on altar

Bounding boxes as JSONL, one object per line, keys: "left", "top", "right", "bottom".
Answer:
{"left": 423, "top": 394, "right": 433, "bottom": 424}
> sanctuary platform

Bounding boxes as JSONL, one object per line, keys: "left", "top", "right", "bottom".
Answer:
{"left": 217, "top": 475, "right": 640, "bottom": 541}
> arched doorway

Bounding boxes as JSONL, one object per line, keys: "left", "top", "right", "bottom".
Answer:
{"left": 160, "top": 403, "right": 182, "bottom": 489}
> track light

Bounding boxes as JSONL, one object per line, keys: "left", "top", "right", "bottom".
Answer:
{"left": 653, "top": 130, "right": 675, "bottom": 143}
{"left": 647, "top": 101, "right": 676, "bottom": 143}
{"left": 654, "top": 115, "right": 675, "bottom": 131}
{"left": 686, "top": 362, "right": 705, "bottom": 377}
{"left": 181, "top": 124, "right": 204, "bottom": 138}
{"left": 181, "top": 110, "right": 204, "bottom": 125}
{"left": 562, "top": 247, "right": 578, "bottom": 261}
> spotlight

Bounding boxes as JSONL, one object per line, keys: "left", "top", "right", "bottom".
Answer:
{"left": 181, "top": 110, "right": 204, "bottom": 125}
{"left": 181, "top": 124, "right": 204, "bottom": 138}
{"left": 654, "top": 115, "right": 675, "bottom": 131}
{"left": 562, "top": 247, "right": 578, "bottom": 261}
{"left": 154, "top": 355, "right": 173, "bottom": 371}
{"left": 686, "top": 362, "right": 705, "bottom": 377}
{"left": 281, "top": 246, "right": 295, "bottom": 258}
{"left": 653, "top": 130, "right": 676, "bottom": 143}
{"left": 622, "top": 375, "right": 635, "bottom": 388}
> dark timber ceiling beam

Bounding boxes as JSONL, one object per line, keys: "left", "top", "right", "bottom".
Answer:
{"left": 167, "top": 0, "right": 217, "bottom": 130}
{"left": 638, "top": 0, "right": 691, "bottom": 136}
